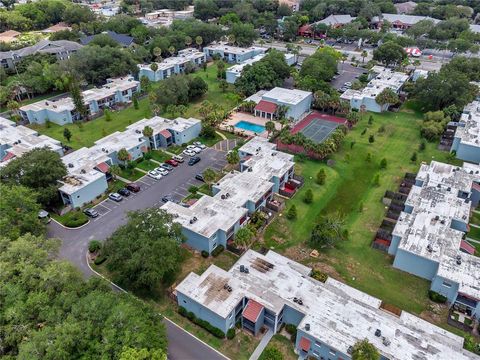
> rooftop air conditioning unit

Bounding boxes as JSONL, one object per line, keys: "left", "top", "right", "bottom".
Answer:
{"left": 375, "top": 329, "right": 381, "bottom": 337}
{"left": 244, "top": 267, "right": 249, "bottom": 274}
{"left": 68, "top": 163, "right": 74, "bottom": 168}
{"left": 383, "top": 338, "right": 391, "bottom": 346}
{"left": 240, "top": 265, "right": 245, "bottom": 272}
{"left": 305, "top": 324, "right": 310, "bottom": 331}
{"left": 135, "top": 130, "right": 141, "bottom": 134}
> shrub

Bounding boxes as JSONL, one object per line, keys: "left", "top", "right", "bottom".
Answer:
{"left": 368, "top": 115, "right": 373, "bottom": 125}
{"left": 286, "top": 205, "right": 297, "bottom": 220}
{"left": 63, "top": 211, "right": 88, "bottom": 228}
{"left": 187, "top": 311, "right": 196, "bottom": 321}
{"left": 378, "top": 124, "right": 386, "bottom": 133}
{"left": 188, "top": 185, "right": 198, "bottom": 194}
{"left": 361, "top": 128, "right": 367, "bottom": 136}
{"left": 379, "top": 158, "right": 387, "bottom": 169}
{"left": 143, "top": 152, "right": 153, "bottom": 160}
{"left": 372, "top": 174, "right": 380, "bottom": 187}
{"left": 311, "top": 269, "right": 328, "bottom": 283}
{"left": 94, "top": 255, "right": 107, "bottom": 265}
{"left": 285, "top": 324, "right": 297, "bottom": 343}
{"left": 211, "top": 245, "right": 224, "bottom": 257}
{"left": 88, "top": 240, "right": 102, "bottom": 253}
{"left": 178, "top": 306, "right": 188, "bottom": 317}
{"left": 316, "top": 169, "right": 326, "bottom": 185}
{"left": 419, "top": 141, "right": 426, "bottom": 151}
{"left": 259, "top": 346, "right": 283, "bottom": 360}
{"left": 227, "top": 328, "right": 236, "bottom": 339}
{"left": 368, "top": 134, "right": 375, "bottom": 143}
{"left": 411, "top": 152, "right": 417, "bottom": 162}
{"left": 428, "top": 290, "right": 447, "bottom": 303}
{"left": 201, "top": 250, "right": 209, "bottom": 258}
{"left": 304, "top": 188, "right": 313, "bottom": 204}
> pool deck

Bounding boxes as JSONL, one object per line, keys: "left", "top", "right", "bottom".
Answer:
{"left": 220, "top": 112, "right": 281, "bottom": 138}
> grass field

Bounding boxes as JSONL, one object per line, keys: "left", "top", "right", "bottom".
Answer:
{"left": 28, "top": 63, "right": 239, "bottom": 150}
{"left": 262, "top": 110, "right": 461, "bottom": 315}
{"left": 467, "top": 226, "right": 480, "bottom": 241}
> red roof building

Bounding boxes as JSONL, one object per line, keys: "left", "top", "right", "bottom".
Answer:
{"left": 95, "top": 162, "right": 110, "bottom": 173}
{"left": 254, "top": 100, "right": 277, "bottom": 120}
{"left": 159, "top": 129, "right": 172, "bottom": 138}
{"left": 242, "top": 299, "right": 264, "bottom": 323}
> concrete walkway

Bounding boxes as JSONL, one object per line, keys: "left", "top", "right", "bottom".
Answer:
{"left": 249, "top": 328, "right": 274, "bottom": 360}
{"left": 216, "top": 131, "right": 227, "bottom": 140}
{"left": 469, "top": 223, "right": 479, "bottom": 229}
{"left": 116, "top": 175, "right": 132, "bottom": 183}
{"left": 466, "top": 237, "right": 480, "bottom": 244}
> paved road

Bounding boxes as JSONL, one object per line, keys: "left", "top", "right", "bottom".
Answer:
{"left": 165, "top": 319, "right": 228, "bottom": 360}
{"left": 332, "top": 63, "right": 367, "bottom": 90}
{"left": 49, "top": 147, "right": 228, "bottom": 277}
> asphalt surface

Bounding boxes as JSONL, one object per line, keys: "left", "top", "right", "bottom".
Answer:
{"left": 332, "top": 63, "right": 367, "bottom": 90}
{"left": 49, "top": 147, "right": 228, "bottom": 277}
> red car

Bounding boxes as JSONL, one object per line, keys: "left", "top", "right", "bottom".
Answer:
{"left": 165, "top": 159, "right": 179, "bottom": 167}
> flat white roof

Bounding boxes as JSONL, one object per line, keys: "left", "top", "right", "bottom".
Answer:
{"left": 138, "top": 49, "right": 205, "bottom": 71}
{"left": 161, "top": 195, "right": 247, "bottom": 238}
{"left": 455, "top": 101, "right": 480, "bottom": 148}
{"left": 262, "top": 87, "right": 312, "bottom": 106}
{"left": 393, "top": 161, "right": 480, "bottom": 298}
{"left": 341, "top": 67, "right": 409, "bottom": 101}
{"left": 0, "top": 116, "right": 62, "bottom": 164}
{"left": 127, "top": 116, "right": 200, "bottom": 134}
{"left": 177, "top": 249, "right": 477, "bottom": 360}
{"left": 204, "top": 43, "right": 266, "bottom": 55}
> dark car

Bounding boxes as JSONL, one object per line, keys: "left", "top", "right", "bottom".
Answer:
{"left": 108, "top": 193, "right": 123, "bottom": 202}
{"left": 195, "top": 173, "right": 205, "bottom": 182}
{"left": 118, "top": 188, "right": 131, "bottom": 197}
{"left": 126, "top": 183, "right": 140, "bottom": 192}
{"left": 160, "top": 163, "right": 174, "bottom": 171}
{"left": 84, "top": 208, "right": 99, "bottom": 218}
{"left": 188, "top": 156, "right": 200, "bottom": 166}
{"left": 165, "top": 159, "right": 179, "bottom": 167}
{"left": 161, "top": 194, "right": 174, "bottom": 203}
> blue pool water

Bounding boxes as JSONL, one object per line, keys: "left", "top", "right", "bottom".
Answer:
{"left": 234, "top": 121, "right": 266, "bottom": 133}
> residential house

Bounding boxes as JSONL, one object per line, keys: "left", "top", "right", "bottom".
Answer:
{"left": 278, "top": 0, "right": 301, "bottom": 12}
{"left": 0, "top": 39, "right": 82, "bottom": 71}
{"left": 451, "top": 101, "right": 480, "bottom": 164}
{"left": 80, "top": 31, "right": 133, "bottom": 47}
{"left": 298, "top": 15, "right": 356, "bottom": 37}
{"left": 0, "top": 116, "right": 63, "bottom": 166}
{"left": 471, "top": 24, "right": 480, "bottom": 34}
{"left": 161, "top": 137, "right": 295, "bottom": 253}
{"left": 59, "top": 116, "right": 201, "bottom": 208}
{"left": 225, "top": 53, "right": 297, "bottom": 84}
{"left": 203, "top": 43, "right": 266, "bottom": 63}
{"left": 371, "top": 14, "right": 440, "bottom": 30}
{"left": 245, "top": 87, "right": 313, "bottom": 121}
{"left": 19, "top": 76, "right": 139, "bottom": 125}
{"left": 340, "top": 66, "right": 409, "bottom": 112}
{"left": 176, "top": 249, "right": 479, "bottom": 360}
{"left": 142, "top": 6, "right": 194, "bottom": 27}
{"left": 394, "top": 1, "right": 417, "bottom": 15}
{"left": 388, "top": 161, "right": 480, "bottom": 319}
{"left": 138, "top": 48, "right": 206, "bottom": 82}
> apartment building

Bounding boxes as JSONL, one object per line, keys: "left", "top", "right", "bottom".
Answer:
{"left": 176, "top": 249, "right": 479, "bottom": 360}
{"left": 388, "top": 161, "right": 480, "bottom": 318}
{"left": 0, "top": 116, "right": 63, "bottom": 166}
{"left": 451, "top": 101, "right": 480, "bottom": 164}
{"left": 19, "top": 76, "right": 139, "bottom": 125}
{"left": 225, "top": 53, "right": 297, "bottom": 84}
{"left": 58, "top": 116, "right": 200, "bottom": 208}
{"left": 371, "top": 14, "right": 440, "bottom": 30}
{"left": 161, "top": 137, "right": 295, "bottom": 253}
{"left": 341, "top": 66, "right": 409, "bottom": 112}
{"left": 138, "top": 48, "right": 206, "bottom": 82}
{"left": 203, "top": 43, "right": 266, "bottom": 63}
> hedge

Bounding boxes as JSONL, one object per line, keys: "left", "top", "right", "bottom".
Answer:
{"left": 62, "top": 211, "right": 88, "bottom": 228}
{"left": 178, "top": 306, "right": 225, "bottom": 338}
{"left": 94, "top": 255, "right": 107, "bottom": 265}
{"left": 227, "top": 328, "right": 235, "bottom": 339}
{"left": 211, "top": 245, "right": 224, "bottom": 257}
{"left": 428, "top": 290, "right": 447, "bottom": 303}
{"left": 88, "top": 240, "right": 102, "bottom": 253}
{"left": 201, "top": 250, "right": 209, "bottom": 258}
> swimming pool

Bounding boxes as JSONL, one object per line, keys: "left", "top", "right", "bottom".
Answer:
{"left": 234, "top": 121, "right": 266, "bottom": 133}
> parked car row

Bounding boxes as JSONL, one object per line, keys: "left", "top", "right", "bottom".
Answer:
{"left": 183, "top": 142, "right": 206, "bottom": 157}
{"left": 83, "top": 183, "right": 141, "bottom": 217}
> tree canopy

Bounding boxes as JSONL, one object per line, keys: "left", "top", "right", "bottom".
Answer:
{"left": 298, "top": 46, "right": 340, "bottom": 92}
{"left": 309, "top": 214, "right": 347, "bottom": 249}
{"left": 103, "top": 208, "right": 185, "bottom": 291}
{"left": 0, "top": 147, "right": 67, "bottom": 206}
{"left": 0, "top": 233, "right": 168, "bottom": 359}
{"left": 373, "top": 41, "right": 407, "bottom": 67}
{"left": 351, "top": 339, "right": 380, "bottom": 360}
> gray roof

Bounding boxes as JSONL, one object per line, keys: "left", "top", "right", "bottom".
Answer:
{"left": 316, "top": 14, "right": 356, "bottom": 26}
{"left": 80, "top": 31, "right": 134, "bottom": 47}
{"left": 0, "top": 39, "right": 82, "bottom": 61}
{"left": 372, "top": 13, "right": 440, "bottom": 25}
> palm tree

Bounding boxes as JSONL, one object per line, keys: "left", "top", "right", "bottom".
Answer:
{"left": 226, "top": 150, "right": 240, "bottom": 165}
{"left": 150, "top": 62, "right": 158, "bottom": 81}
{"left": 227, "top": 34, "right": 235, "bottom": 45}
{"left": 361, "top": 50, "right": 368, "bottom": 63}
{"left": 265, "top": 121, "right": 275, "bottom": 138}
{"left": 142, "top": 125, "right": 153, "bottom": 138}
{"left": 184, "top": 36, "right": 192, "bottom": 47}
{"left": 168, "top": 46, "right": 176, "bottom": 57}
{"left": 109, "top": 165, "right": 121, "bottom": 180}
{"left": 117, "top": 148, "right": 130, "bottom": 164}
{"left": 202, "top": 168, "right": 216, "bottom": 188}
{"left": 341, "top": 53, "right": 348, "bottom": 69}
{"left": 195, "top": 36, "right": 203, "bottom": 49}
{"left": 153, "top": 47, "right": 162, "bottom": 61}
{"left": 276, "top": 104, "right": 289, "bottom": 120}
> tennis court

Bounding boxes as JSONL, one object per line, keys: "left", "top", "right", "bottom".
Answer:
{"left": 299, "top": 118, "right": 340, "bottom": 143}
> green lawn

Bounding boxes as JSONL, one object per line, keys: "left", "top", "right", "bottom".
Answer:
{"left": 28, "top": 63, "right": 239, "bottom": 150}
{"left": 263, "top": 110, "right": 460, "bottom": 315}
{"left": 470, "top": 211, "right": 480, "bottom": 226}
{"left": 149, "top": 150, "right": 171, "bottom": 163}
{"left": 117, "top": 168, "right": 145, "bottom": 181}
{"left": 135, "top": 159, "right": 158, "bottom": 172}
{"left": 467, "top": 226, "right": 480, "bottom": 241}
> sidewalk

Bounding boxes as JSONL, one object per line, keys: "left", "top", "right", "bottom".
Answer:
{"left": 249, "top": 328, "right": 273, "bottom": 360}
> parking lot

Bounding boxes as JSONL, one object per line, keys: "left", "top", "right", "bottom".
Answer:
{"left": 331, "top": 63, "right": 367, "bottom": 90}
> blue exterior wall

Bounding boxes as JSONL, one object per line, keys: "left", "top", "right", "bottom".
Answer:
{"left": 295, "top": 329, "right": 349, "bottom": 360}
{"left": 388, "top": 234, "right": 401, "bottom": 255}
{"left": 261, "top": 93, "right": 313, "bottom": 121}
{"left": 203, "top": 47, "right": 264, "bottom": 63}
{"left": 451, "top": 219, "right": 468, "bottom": 233}
{"left": 62, "top": 175, "right": 108, "bottom": 208}
{"left": 431, "top": 275, "right": 460, "bottom": 303}
{"left": 392, "top": 249, "right": 439, "bottom": 280}
{"left": 21, "top": 108, "right": 75, "bottom": 125}
{"left": 281, "top": 305, "right": 305, "bottom": 327}
{"left": 455, "top": 142, "right": 480, "bottom": 164}
{"left": 177, "top": 291, "right": 232, "bottom": 333}
{"left": 172, "top": 122, "right": 201, "bottom": 145}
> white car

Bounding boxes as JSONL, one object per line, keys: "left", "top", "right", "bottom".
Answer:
{"left": 155, "top": 167, "right": 169, "bottom": 176}
{"left": 344, "top": 82, "right": 352, "bottom": 88}
{"left": 183, "top": 149, "right": 196, "bottom": 156}
{"left": 193, "top": 142, "right": 206, "bottom": 149}
{"left": 148, "top": 170, "right": 162, "bottom": 180}
{"left": 192, "top": 147, "right": 202, "bottom": 153}
{"left": 186, "top": 145, "right": 196, "bottom": 150}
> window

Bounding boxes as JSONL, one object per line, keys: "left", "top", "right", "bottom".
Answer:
{"left": 315, "top": 341, "right": 322, "bottom": 348}
{"left": 329, "top": 349, "right": 336, "bottom": 357}
{"left": 312, "top": 351, "right": 320, "bottom": 358}
{"left": 442, "top": 281, "right": 452, "bottom": 288}
{"left": 183, "top": 300, "right": 186, "bottom": 304}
